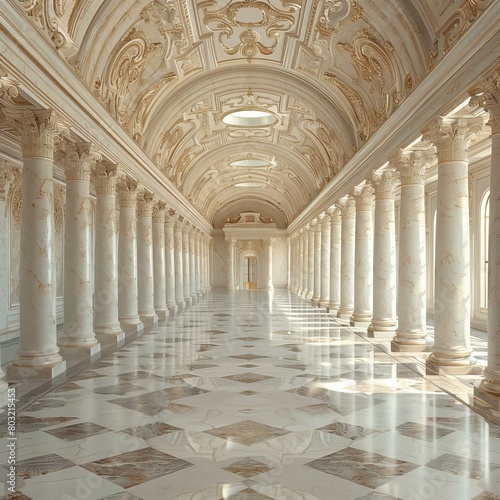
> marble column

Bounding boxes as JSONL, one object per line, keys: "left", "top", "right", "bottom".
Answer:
{"left": 350, "top": 184, "right": 374, "bottom": 326}
{"left": 338, "top": 198, "right": 356, "bottom": 320}
{"left": 425, "top": 117, "right": 482, "bottom": 373}
{"left": 391, "top": 151, "right": 428, "bottom": 351}
{"left": 472, "top": 72, "right": 500, "bottom": 408}
{"left": 368, "top": 171, "right": 398, "bottom": 336}
{"left": 313, "top": 218, "right": 322, "bottom": 305}
{"left": 264, "top": 238, "right": 274, "bottom": 289}
{"left": 174, "top": 217, "right": 185, "bottom": 309}
{"left": 137, "top": 192, "right": 158, "bottom": 327}
{"left": 164, "top": 211, "right": 177, "bottom": 315}
{"left": 93, "top": 162, "right": 124, "bottom": 341}
{"left": 4, "top": 108, "right": 67, "bottom": 379}
{"left": 59, "top": 142, "right": 100, "bottom": 354}
{"left": 319, "top": 213, "right": 331, "bottom": 308}
{"left": 208, "top": 237, "right": 213, "bottom": 290}
{"left": 182, "top": 222, "right": 192, "bottom": 304}
{"left": 200, "top": 234, "right": 207, "bottom": 292}
{"left": 306, "top": 222, "right": 315, "bottom": 300}
{"left": 328, "top": 207, "right": 341, "bottom": 314}
{"left": 195, "top": 230, "right": 202, "bottom": 295}
{"left": 227, "top": 238, "right": 236, "bottom": 290}
{"left": 153, "top": 202, "right": 168, "bottom": 321}
{"left": 297, "top": 230, "right": 304, "bottom": 296}
{"left": 117, "top": 177, "right": 142, "bottom": 331}
{"left": 189, "top": 226, "right": 197, "bottom": 300}
{"left": 287, "top": 237, "right": 291, "bottom": 290}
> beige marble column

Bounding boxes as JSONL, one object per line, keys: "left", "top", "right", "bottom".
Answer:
{"left": 350, "top": 185, "right": 374, "bottom": 326}
{"left": 227, "top": 238, "right": 236, "bottom": 290}
{"left": 307, "top": 222, "right": 315, "bottom": 300}
{"left": 425, "top": 117, "right": 482, "bottom": 374}
{"left": 208, "top": 236, "right": 213, "bottom": 290}
{"left": 328, "top": 207, "right": 341, "bottom": 314}
{"left": 264, "top": 238, "right": 274, "bottom": 289}
{"left": 59, "top": 142, "right": 100, "bottom": 354}
{"left": 297, "top": 230, "right": 304, "bottom": 296}
{"left": 313, "top": 218, "right": 322, "bottom": 305}
{"left": 320, "top": 213, "right": 331, "bottom": 308}
{"left": 200, "top": 233, "right": 207, "bottom": 292}
{"left": 174, "top": 217, "right": 185, "bottom": 309}
{"left": 338, "top": 198, "right": 355, "bottom": 320}
{"left": 153, "top": 202, "right": 168, "bottom": 321}
{"left": 182, "top": 222, "right": 192, "bottom": 304}
{"left": 472, "top": 72, "right": 500, "bottom": 408}
{"left": 93, "top": 162, "right": 124, "bottom": 341}
{"left": 164, "top": 211, "right": 177, "bottom": 315}
{"left": 368, "top": 171, "right": 398, "bottom": 336}
{"left": 286, "top": 237, "right": 291, "bottom": 290}
{"left": 391, "top": 151, "right": 428, "bottom": 351}
{"left": 137, "top": 191, "right": 158, "bottom": 327}
{"left": 117, "top": 177, "right": 142, "bottom": 331}
{"left": 4, "top": 109, "right": 67, "bottom": 379}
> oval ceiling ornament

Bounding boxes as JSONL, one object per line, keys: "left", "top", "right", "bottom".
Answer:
{"left": 222, "top": 109, "right": 278, "bottom": 127}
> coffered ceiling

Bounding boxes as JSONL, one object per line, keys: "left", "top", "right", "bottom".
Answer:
{"left": 5, "top": 0, "right": 494, "bottom": 228}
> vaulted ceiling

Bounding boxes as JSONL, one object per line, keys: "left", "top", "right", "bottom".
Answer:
{"left": 6, "top": 0, "right": 493, "bottom": 228}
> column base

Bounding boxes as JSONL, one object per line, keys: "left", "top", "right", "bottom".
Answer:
{"left": 327, "top": 303, "right": 340, "bottom": 315}
{"left": 94, "top": 324, "right": 124, "bottom": 336}
{"left": 350, "top": 312, "right": 372, "bottom": 326}
{"left": 426, "top": 353, "right": 476, "bottom": 375}
{"left": 119, "top": 316, "right": 142, "bottom": 326}
{"left": 318, "top": 299, "right": 329, "bottom": 308}
{"left": 139, "top": 314, "right": 158, "bottom": 329}
{"left": 296, "top": 288, "right": 303, "bottom": 296}
{"left": 176, "top": 299, "right": 186, "bottom": 313}
{"left": 337, "top": 307, "right": 354, "bottom": 321}
{"left": 184, "top": 296, "right": 193, "bottom": 307}
{"left": 58, "top": 337, "right": 99, "bottom": 349}
{"left": 474, "top": 382, "right": 500, "bottom": 410}
{"left": 311, "top": 296, "right": 320, "bottom": 306}
{"left": 59, "top": 343, "right": 101, "bottom": 360}
{"left": 305, "top": 291, "right": 314, "bottom": 300}
{"left": 391, "top": 339, "right": 427, "bottom": 352}
{"left": 95, "top": 330, "right": 125, "bottom": 347}
{"left": 167, "top": 303, "right": 178, "bottom": 317}
{"left": 155, "top": 308, "right": 168, "bottom": 323}
{"left": 6, "top": 360, "right": 66, "bottom": 382}
{"left": 119, "top": 319, "right": 144, "bottom": 334}
{"left": 367, "top": 321, "right": 397, "bottom": 338}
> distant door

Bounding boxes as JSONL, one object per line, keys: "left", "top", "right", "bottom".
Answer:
{"left": 243, "top": 257, "right": 258, "bottom": 289}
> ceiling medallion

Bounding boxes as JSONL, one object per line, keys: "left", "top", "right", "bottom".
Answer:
{"left": 234, "top": 181, "right": 267, "bottom": 188}
{"left": 201, "top": 0, "right": 298, "bottom": 62}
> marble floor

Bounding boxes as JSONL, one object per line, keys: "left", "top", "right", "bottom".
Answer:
{"left": 1, "top": 290, "right": 500, "bottom": 499}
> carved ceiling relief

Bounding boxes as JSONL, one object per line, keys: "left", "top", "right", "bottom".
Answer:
{"left": 199, "top": 0, "right": 301, "bottom": 63}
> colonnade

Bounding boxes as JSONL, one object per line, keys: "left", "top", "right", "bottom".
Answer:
{"left": 290, "top": 68, "right": 500, "bottom": 409}
{"left": 2, "top": 107, "right": 211, "bottom": 382}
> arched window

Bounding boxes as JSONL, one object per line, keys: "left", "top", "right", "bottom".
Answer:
{"left": 480, "top": 190, "right": 490, "bottom": 311}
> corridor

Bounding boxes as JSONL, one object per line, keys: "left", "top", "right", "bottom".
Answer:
{"left": 2, "top": 290, "right": 500, "bottom": 499}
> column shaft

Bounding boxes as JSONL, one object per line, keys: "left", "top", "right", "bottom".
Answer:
{"left": 306, "top": 224, "right": 315, "bottom": 300}
{"left": 338, "top": 198, "right": 355, "bottom": 320}
{"left": 153, "top": 204, "right": 167, "bottom": 319}
{"left": 164, "top": 216, "right": 176, "bottom": 314}
{"left": 319, "top": 215, "right": 331, "bottom": 308}
{"left": 183, "top": 224, "right": 192, "bottom": 303}
{"left": 227, "top": 239, "right": 236, "bottom": 290}
{"left": 174, "top": 219, "right": 185, "bottom": 308}
{"left": 328, "top": 208, "right": 341, "bottom": 313}
{"left": 313, "top": 220, "right": 321, "bottom": 305}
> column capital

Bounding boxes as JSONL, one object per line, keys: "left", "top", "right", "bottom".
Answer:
{"left": 65, "top": 141, "right": 101, "bottom": 181}
{"left": 93, "top": 161, "right": 121, "bottom": 195}
{"left": 182, "top": 220, "right": 192, "bottom": 234}
{"left": 263, "top": 238, "right": 275, "bottom": 247}
{"left": 227, "top": 238, "right": 237, "bottom": 248}
{"left": 164, "top": 209, "right": 176, "bottom": 228}
{"left": 174, "top": 215, "right": 184, "bottom": 231}
{"left": 422, "top": 116, "right": 484, "bottom": 162}
{"left": 340, "top": 197, "right": 356, "bottom": 219}
{"left": 397, "top": 150, "right": 432, "bottom": 185}
{"left": 470, "top": 67, "right": 500, "bottom": 135}
{"left": 353, "top": 184, "right": 374, "bottom": 211}
{"left": 329, "top": 205, "right": 342, "bottom": 224}
{"left": 138, "top": 191, "right": 156, "bottom": 217}
{"left": 117, "top": 175, "right": 142, "bottom": 206}
{"left": 373, "top": 170, "right": 398, "bottom": 199}
{"left": 4, "top": 108, "right": 69, "bottom": 159}
{"left": 153, "top": 201, "right": 167, "bottom": 221}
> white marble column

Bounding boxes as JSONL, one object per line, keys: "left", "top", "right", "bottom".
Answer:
{"left": 59, "top": 142, "right": 100, "bottom": 354}
{"left": 227, "top": 238, "right": 236, "bottom": 290}
{"left": 189, "top": 226, "right": 197, "bottom": 300}
{"left": 264, "top": 238, "right": 274, "bottom": 290}
{"left": 338, "top": 198, "right": 355, "bottom": 320}
{"left": 368, "top": 171, "right": 398, "bottom": 336}
{"left": 117, "top": 177, "right": 142, "bottom": 331}
{"left": 306, "top": 222, "right": 315, "bottom": 300}
{"left": 425, "top": 117, "right": 481, "bottom": 373}
{"left": 200, "top": 233, "right": 207, "bottom": 292}
{"left": 4, "top": 108, "right": 66, "bottom": 379}
{"left": 287, "top": 237, "right": 291, "bottom": 290}
{"left": 164, "top": 211, "right": 177, "bottom": 315}
{"left": 319, "top": 213, "right": 331, "bottom": 308}
{"left": 137, "top": 192, "right": 158, "bottom": 327}
{"left": 208, "top": 237, "right": 213, "bottom": 290}
{"left": 93, "top": 162, "right": 124, "bottom": 341}
{"left": 174, "top": 217, "right": 185, "bottom": 309}
{"left": 297, "top": 230, "right": 304, "bottom": 296}
{"left": 182, "top": 222, "right": 192, "bottom": 304}
{"left": 313, "top": 218, "right": 322, "bottom": 305}
{"left": 391, "top": 151, "right": 428, "bottom": 351}
{"left": 472, "top": 72, "right": 500, "bottom": 407}
{"left": 328, "top": 207, "right": 341, "bottom": 314}
{"left": 195, "top": 230, "right": 202, "bottom": 295}
{"left": 153, "top": 202, "right": 168, "bottom": 321}
{"left": 350, "top": 184, "right": 374, "bottom": 326}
